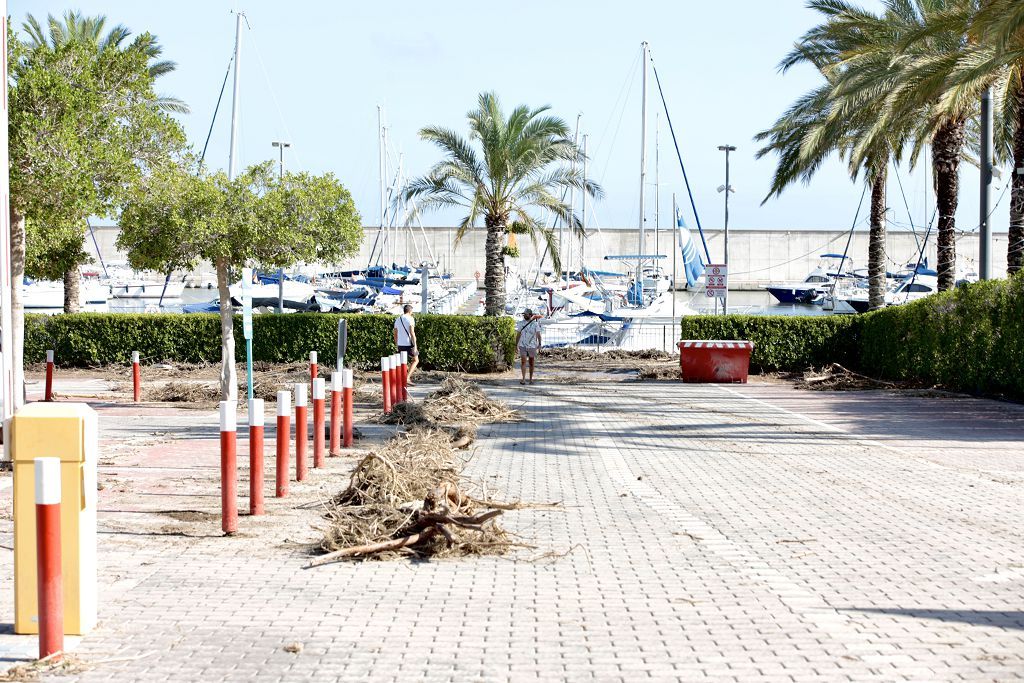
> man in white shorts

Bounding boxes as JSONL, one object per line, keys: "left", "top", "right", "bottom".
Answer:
{"left": 514, "top": 309, "right": 542, "bottom": 385}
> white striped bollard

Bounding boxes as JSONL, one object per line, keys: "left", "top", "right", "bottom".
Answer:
{"left": 275, "top": 391, "right": 291, "bottom": 498}
{"left": 294, "top": 383, "right": 308, "bottom": 481}
{"left": 329, "top": 373, "right": 342, "bottom": 456}
{"left": 381, "top": 357, "right": 392, "bottom": 414}
{"left": 400, "top": 350, "right": 409, "bottom": 402}
{"left": 390, "top": 353, "right": 400, "bottom": 406}
{"left": 220, "top": 401, "right": 238, "bottom": 535}
{"left": 248, "top": 398, "right": 264, "bottom": 516}
{"left": 312, "top": 378, "right": 326, "bottom": 469}
{"left": 342, "top": 369, "right": 354, "bottom": 448}
{"left": 44, "top": 350, "right": 54, "bottom": 402}
{"left": 131, "top": 351, "right": 141, "bottom": 402}
{"left": 34, "top": 457, "right": 63, "bottom": 659}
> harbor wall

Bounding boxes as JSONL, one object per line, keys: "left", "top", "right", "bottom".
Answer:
{"left": 88, "top": 225, "right": 1010, "bottom": 289}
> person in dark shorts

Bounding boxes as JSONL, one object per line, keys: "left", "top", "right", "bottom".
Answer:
{"left": 514, "top": 309, "right": 542, "bottom": 385}
{"left": 394, "top": 304, "right": 419, "bottom": 383}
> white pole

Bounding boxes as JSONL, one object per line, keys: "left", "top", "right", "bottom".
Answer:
{"left": 581, "top": 134, "right": 588, "bottom": 273}
{"left": 0, "top": 0, "right": 15, "bottom": 457}
{"left": 568, "top": 114, "right": 581, "bottom": 290}
{"left": 672, "top": 194, "right": 677, "bottom": 321}
{"left": 227, "top": 12, "right": 244, "bottom": 181}
{"left": 655, "top": 113, "right": 660, "bottom": 257}
{"left": 638, "top": 41, "right": 649, "bottom": 287}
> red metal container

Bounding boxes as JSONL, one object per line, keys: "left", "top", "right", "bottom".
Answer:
{"left": 677, "top": 340, "right": 754, "bottom": 383}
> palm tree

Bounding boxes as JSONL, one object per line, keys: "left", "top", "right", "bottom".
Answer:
{"left": 22, "top": 11, "right": 188, "bottom": 312}
{"left": 405, "top": 92, "right": 602, "bottom": 315}
{"left": 757, "top": 2, "right": 907, "bottom": 310}
{"left": 822, "top": 0, "right": 981, "bottom": 291}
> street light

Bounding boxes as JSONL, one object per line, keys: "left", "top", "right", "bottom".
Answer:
{"left": 717, "top": 144, "right": 736, "bottom": 313}
{"left": 271, "top": 141, "right": 291, "bottom": 179}
{"left": 271, "top": 141, "right": 292, "bottom": 313}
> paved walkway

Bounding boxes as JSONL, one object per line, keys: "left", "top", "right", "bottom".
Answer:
{"left": 1, "top": 378, "right": 1022, "bottom": 681}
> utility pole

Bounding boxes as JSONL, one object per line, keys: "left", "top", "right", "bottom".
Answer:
{"left": 980, "top": 88, "right": 993, "bottom": 280}
{"left": 717, "top": 144, "right": 737, "bottom": 313}
{"left": 271, "top": 141, "right": 291, "bottom": 313}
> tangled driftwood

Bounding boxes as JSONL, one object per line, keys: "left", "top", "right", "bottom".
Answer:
{"left": 376, "top": 377, "right": 520, "bottom": 426}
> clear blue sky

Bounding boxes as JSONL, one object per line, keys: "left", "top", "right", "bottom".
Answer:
{"left": 13, "top": 0, "right": 1010, "bottom": 240}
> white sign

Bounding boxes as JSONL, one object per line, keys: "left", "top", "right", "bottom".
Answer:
{"left": 241, "top": 267, "right": 253, "bottom": 340}
{"left": 705, "top": 264, "right": 728, "bottom": 299}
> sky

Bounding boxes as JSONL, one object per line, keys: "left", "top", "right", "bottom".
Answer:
{"left": 12, "top": 0, "right": 1011, "bottom": 237}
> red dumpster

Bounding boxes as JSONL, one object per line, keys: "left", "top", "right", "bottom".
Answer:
{"left": 677, "top": 340, "right": 754, "bottom": 383}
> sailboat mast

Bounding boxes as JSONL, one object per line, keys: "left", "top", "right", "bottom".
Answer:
{"left": 377, "top": 106, "right": 385, "bottom": 266}
{"left": 637, "top": 41, "right": 648, "bottom": 285}
{"left": 581, "top": 134, "right": 588, "bottom": 271}
{"left": 227, "top": 12, "right": 244, "bottom": 181}
{"left": 655, "top": 112, "right": 660, "bottom": 257}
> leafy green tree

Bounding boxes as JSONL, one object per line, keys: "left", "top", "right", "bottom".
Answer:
{"left": 757, "top": 2, "right": 907, "bottom": 310}
{"left": 118, "top": 161, "right": 363, "bottom": 400}
{"left": 19, "top": 12, "right": 186, "bottom": 312}
{"left": 405, "top": 92, "right": 601, "bottom": 316}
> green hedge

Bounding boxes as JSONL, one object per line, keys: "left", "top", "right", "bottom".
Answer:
{"left": 25, "top": 312, "right": 515, "bottom": 373}
{"left": 679, "top": 314, "right": 861, "bottom": 372}
{"left": 859, "top": 276, "right": 1024, "bottom": 397}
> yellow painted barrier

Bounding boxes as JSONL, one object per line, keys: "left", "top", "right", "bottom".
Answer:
{"left": 12, "top": 402, "right": 97, "bottom": 635}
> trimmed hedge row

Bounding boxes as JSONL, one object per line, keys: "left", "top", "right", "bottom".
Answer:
{"left": 859, "top": 276, "right": 1024, "bottom": 398}
{"left": 25, "top": 312, "right": 515, "bottom": 373}
{"left": 679, "top": 276, "right": 1024, "bottom": 399}
{"left": 679, "top": 314, "right": 861, "bottom": 373}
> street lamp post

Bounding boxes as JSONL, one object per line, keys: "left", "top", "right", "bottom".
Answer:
{"left": 717, "top": 144, "right": 736, "bottom": 313}
{"left": 271, "top": 141, "right": 291, "bottom": 313}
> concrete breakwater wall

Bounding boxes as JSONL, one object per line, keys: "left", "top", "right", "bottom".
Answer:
{"left": 89, "top": 225, "right": 1008, "bottom": 289}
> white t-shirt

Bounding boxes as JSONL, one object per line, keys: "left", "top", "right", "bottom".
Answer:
{"left": 395, "top": 314, "right": 415, "bottom": 346}
{"left": 516, "top": 319, "right": 541, "bottom": 349}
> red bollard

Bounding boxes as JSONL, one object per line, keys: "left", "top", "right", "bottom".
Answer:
{"left": 131, "top": 351, "right": 141, "bottom": 402}
{"left": 248, "top": 398, "right": 265, "bottom": 516}
{"left": 294, "top": 383, "right": 308, "bottom": 481}
{"left": 34, "top": 458, "right": 63, "bottom": 659}
{"left": 381, "top": 357, "right": 392, "bottom": 414}
{"left": 343, "top": 369, "right": 354, "bottom": 448}
{"left": 44, "top": 350, "right": 54, "bottom": 402}
{"left": 220, "top": 401, "right": 238, "bottom": 535}
{"left": 312, "top": 378, "right": 326, "bottom": 469}
{"left": 329, "top": 373, "right": 342, "bottom": 456}
{"left": 390, "top": 353, "right": 400, "bottom": 406}
{"left": 399, "top": 350, "right": 409, "bottom": 402}
{"left": 275, "top": 391, "right": 291, "bottom": 498}
{"left": 309, "top": 351, "right": 318, "bottom": 399}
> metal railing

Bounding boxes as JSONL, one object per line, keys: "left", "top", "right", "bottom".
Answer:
{"left": 539, "top": 319, "right": 680, "bottom": 354}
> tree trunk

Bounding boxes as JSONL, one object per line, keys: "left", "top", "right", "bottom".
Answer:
{"left": 932, "top": 118, "right": 965, "bottom": 290}
{"left": 216, "top": 257, "right": 237, "bottom": 402}
{"left": 868, "top": 168, "right": 888, "bottom": 311}
{"left": 10, "top": 209, "right": 25, "bottom": 410}
{"left": 63, "top": 268, "right": 80, "bottom": 314}
{"left": 1009, "top": 86, "right": 1024, "bottom": 276}
{"left": 483, "top": 215, "right": 506, "bottom": 316}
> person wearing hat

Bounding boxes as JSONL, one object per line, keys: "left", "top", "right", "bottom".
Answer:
{"left": 514, "top": 309, "right": 543, "bottom": 385}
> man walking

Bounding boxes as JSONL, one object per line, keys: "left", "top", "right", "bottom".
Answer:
{"left": 394, "top": 304, "right": 419, "bottom": 383}
{"left": 514, "top": 309, "right": 542, "bottom": 385}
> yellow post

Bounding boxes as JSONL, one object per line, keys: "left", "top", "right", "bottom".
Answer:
{"left": 12, "top": 402, "right": 97, "bottom": 635}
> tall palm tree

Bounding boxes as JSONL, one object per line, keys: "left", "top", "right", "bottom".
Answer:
{"left": 757, "top": 1, "right": 906, "bottom": 310}
{"left": 823, "top": 0, "right": 981, "bottom": 291}
{"left": 405, "top": 92, "right": 602, "bottom": 315}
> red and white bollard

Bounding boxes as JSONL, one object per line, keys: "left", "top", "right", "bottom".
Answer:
{"left": 248, "top": 398, "right": 265, "bottom": 516}
{"left": 294, "top": 383, "right": 308, "bottom": 481}
{"left": 390, "top": 353, "right": 400, "bottom": 406}
{"left": 399, "top": 350, "right": 409, "bottom": 402}
{"left": 329, "top": 372, "right": 342, "bottom": 456}
{"left": 44, "top": 350, "right": 54, "bottom": 402}
{"left": 343, "top": 369, "right": 354, "bottom": 449}
{"left": 312, "top": 378, "right": 326, "bottom": 469}
{"left": 131, "top": 351, "right": 141, "bottom": 402}
{"left": 309, "top": 351, "right": 318, "bottom": 397}
{"left": 219, "top": 401, "right": 238, "bottom": 535}
{"left": 381, "top": 356, "right": 392, "bottom": 414}
{"left": 275, "top": 391, "right": 291, "bottom": 498}
{"left": 34, "top": 457, "right": 63, "bottom": 659}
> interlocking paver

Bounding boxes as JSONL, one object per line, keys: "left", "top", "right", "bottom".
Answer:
{"left": 0, "top": 378, "right": 1020, "bottom": 681}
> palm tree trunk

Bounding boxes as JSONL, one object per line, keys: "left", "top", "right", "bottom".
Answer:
{"left": 483, "top": 215, "right": 506, "bottom": 316}
{"left": 216, "top": 257, "right": 238, "bottom": 401}
{"left": 10, "top": 208, "right": 25, "bottom": 410}
{"left": 63, "top": 268, "right": 81, "bottom": 313}
{"left": 1009, "top": 86, "right": 1024, "bottom": 275}
{"left": 932, "top": 118, "right": 965, "bottom": 290}
{"left": 868, "top": 168, "right": 887, "bottom": 311}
